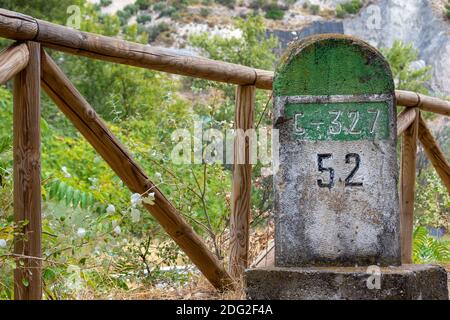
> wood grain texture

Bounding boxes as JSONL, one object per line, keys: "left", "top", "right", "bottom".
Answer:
{"left": 13, "top": 42, "right": 41, "bottom": 300}
{"left": 0, "top": 10, "right": 37, "bottom": 40}
{"left": 418, "top": 115, "right": 450, "bottom": 193}
{"left": 40, "top": 51, "right": 233, "bottom": 291}
{"left": 229, "top": 85, "right": 255, "bottom": 279}
{"left": 0, "top": 43, "right": 29, "bottom": 84}
{"left": 396, "top": 90, "right": 450, "bottom": 117}
{"left": 397, "top": 107, "right": 417, "bottom": 137}
{"left": 400, "top": 109, "right": 418, "bottom": 264}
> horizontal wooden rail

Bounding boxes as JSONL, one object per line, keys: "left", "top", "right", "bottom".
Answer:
{"left": 396, "top": 90, "right": 450, "bottom": 117}
{"left": 0, "top": 9, "right": 271, "bottom": 89}
{"left": 397, "top": 107, "right": 417, "bottom": 136}
{"left": 0, "top": 9, "right": 449, "bottom": 114}
{"left": 0, "top": 43, "right": 29, "bottom": 84}
{"left": 40, "top": 51, "right": 233, "bottom": 291}
{"left": 418, "top": 115, "right": 450, "bottom": 193}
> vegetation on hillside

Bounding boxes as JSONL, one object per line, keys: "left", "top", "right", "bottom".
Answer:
{"left": 335, "top": 0, "right": 363, "bottom": 18}
{"left": 0, "top": 0, "right": 448, "bottom": 299}
{"left": 0, "top": 1, "right": 278, "bottom": 299}
{"left": 381, "top": 40, "right": 432, "bottom": 94}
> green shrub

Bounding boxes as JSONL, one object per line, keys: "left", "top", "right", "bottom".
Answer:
{"left": 200, "top": 7, "right": 210, "bottom": 17}
{"left": 189, "top": 14, "right": 278, "bottom": 96}
{"left": 342, "top": 0, "right": 362, "bottom": 13}
{"left": 123, "top": 3, "right": 139, "bottom": 15}
{"left": 136, "top": 13, "right": 152, "bottom": 24}
{"left": 100, "top": 0, "right": 112, "bottom": 7}
{"left": 160, "top": 6, "right": 177, "bottom": 18}
{"left": 446, "top": 4, "right": 450, "bottom": 20}
{"left": 153, "top": 1, "right": 166, "bottom": 11}
{"left": 336, "top": 0, "right": 362, "bottom": 18}
{"left": 249, "top": 0, "right": 267, "bottom": 9}
{"left": 147, "top": 22, "right": 170, "bottom": 42}
{"left": 309, "top": 4, "right": 320, "bottom": 15}
{"left": 415, "top": 169, "right": 450, "bottom": 230}
{"left": 216, "top": 0, "right": 235, "bottom": 9}
{"left": 381, "top": 40, "right": 431, "bottom": 94}
{"left": 135, "top": 0, "right": 151, "bottom": 10}
{"left": 152, "top": 2, "right": 181, "bottom": 18}
{"left": 117, "top": 10, "right": 132, "bottom": 26}
{"left": 265, "top": 6, "right": 284, "bottom": 20}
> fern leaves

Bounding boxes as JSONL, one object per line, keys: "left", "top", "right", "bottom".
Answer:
{"left": 412, "top": 226, "right": 450, "bottom": 263}
{"left": 46, "top": 179, "right": 100, "bottom": 212}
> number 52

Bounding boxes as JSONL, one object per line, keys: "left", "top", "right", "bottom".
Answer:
{"left": 317, "top": 153, "right": 363, "bottom": 189}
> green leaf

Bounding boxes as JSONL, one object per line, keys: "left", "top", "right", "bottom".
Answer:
{"left": 80, "top": 192, "right": 88, "bottom": 209}
{"left": 49, "top": 180, "right": 60, "bottom": 199}
{"left": 57, "top": 181, "right": 67, "bottom": 201}
{"left": 87, "top": 193, "right": 95, "bottom": 207}
{"left": 43, "top": 268, "right": 57, "bottom": 281}
{"left": 72, "top": 190, "right": 81, "bottom": 209}
{"left": 65, "top": 186, "right": 74, "bottom": 207}
{"left": 22, "top": 278, "right": 29, "bottom": 287}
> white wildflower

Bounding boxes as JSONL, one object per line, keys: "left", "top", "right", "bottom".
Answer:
{"left": 130, "top": 208, "right": 141, "bottom": 223}
{"left": 106, "top": 204, "right": 116, "bottom": 214}
{"left": 88, "top": 177, "right": 98, "bottom": 185}
{"left": 261, "top": 167, "right": 273, "bottom": 178}
{"left": 155, "top": 282, "right": 167, "bottom": 289}
{"left": 66, "top": 265, "right": 82, "bottom": 291}
{"left": 155, "top": 172, "right": 162, "bottom": 181}
{"left": 61, "top": 166, "right": 71, "bottom": 178}
{"left": 76, "top": 228, "right": 86, "bottom": 238}
{"left": 130, "top": 193, "right": 142, "bottom": 207}
{"left": 0, "top": 239, "right": 7, "bottom": 248}
{"left": 113, "top": 225, "right": 121, "bottom": 235}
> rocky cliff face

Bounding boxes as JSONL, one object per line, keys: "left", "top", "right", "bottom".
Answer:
{"left": 344, "top": 0, "right": 450, "bottom": 97}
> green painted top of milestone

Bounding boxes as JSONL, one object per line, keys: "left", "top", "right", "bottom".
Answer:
{"left": 273, "top": 34, "right": 395, "bottom": 97}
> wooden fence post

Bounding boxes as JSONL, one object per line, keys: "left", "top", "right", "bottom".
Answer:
{"left": 13, "top": 42, "right": 41, "bottom": 300}
{"left": 400, "top": 108, "right": 419, "bottom": 264}
{"left": 229, "top": 85, "right": 255, "bottom": 279}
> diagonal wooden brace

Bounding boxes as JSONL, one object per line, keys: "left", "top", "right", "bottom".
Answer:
{"left": 40, "top": 51, "right": 233, "bottom": 291}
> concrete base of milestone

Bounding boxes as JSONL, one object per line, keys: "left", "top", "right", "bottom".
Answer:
{"left": 245, "top": 265, "right": 448, "bottom": 300}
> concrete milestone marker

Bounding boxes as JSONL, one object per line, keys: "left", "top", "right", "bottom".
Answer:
{"left": 273, "top": 34, "right": 400, "bottom": 267}
{"left": 245, "top": 35, "right": 448, "bottom": 300}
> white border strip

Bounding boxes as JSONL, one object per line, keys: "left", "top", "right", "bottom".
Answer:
{"left": 273, "top": 94, "right": 394, "bottom": 120}
{"left": 283, "top": 93, "right": 392, "bottom": 104}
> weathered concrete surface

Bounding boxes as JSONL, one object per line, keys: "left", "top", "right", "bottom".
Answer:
{"left": 246, "top": 265, "right": 449, "bottom": 300}
{"left": 273, "top": 35, "right": 400, "bottom": 267}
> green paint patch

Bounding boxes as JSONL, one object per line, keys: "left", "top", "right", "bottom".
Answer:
{"left": 274, "top": 36, "right": 394, "bottom": 97}
{"left": 284, "top": 102, "right": 390, "bottom": 141}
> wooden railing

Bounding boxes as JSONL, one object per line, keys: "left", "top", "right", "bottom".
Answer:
{"left": 0, "top": 8, "right": 449, "bottom": 299}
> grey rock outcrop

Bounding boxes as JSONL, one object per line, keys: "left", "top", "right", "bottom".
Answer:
{"left": 344, "top": 0, "right": 450, "bottom": 96}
